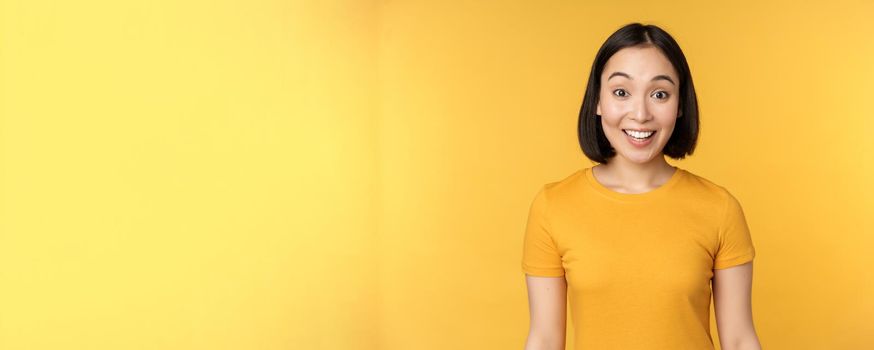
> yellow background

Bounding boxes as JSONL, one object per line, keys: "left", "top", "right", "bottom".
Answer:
{"left": 1, "top": 0, "right": 872, "bottom": 349}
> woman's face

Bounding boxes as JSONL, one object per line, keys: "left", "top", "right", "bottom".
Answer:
{"left": 596, "top": 45, "right": 681, "bottom": 164}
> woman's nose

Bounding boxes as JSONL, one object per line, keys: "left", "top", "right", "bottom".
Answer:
{"left": 630, "top": 97, "right": 651, "bottom": 122}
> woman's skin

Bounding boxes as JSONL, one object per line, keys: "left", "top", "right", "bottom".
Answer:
{"left": 593, "top": 44, "right": 680, "bottom": 192}
{"left": 525, "top": 45, "right": 761, "bottom": 350}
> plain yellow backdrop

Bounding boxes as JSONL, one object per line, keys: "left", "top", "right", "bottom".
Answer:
{"left": 1, "top": 0, "right": 872, "bottom": 349}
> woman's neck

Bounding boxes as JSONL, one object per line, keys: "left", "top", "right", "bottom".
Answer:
{"left": 592, "top": 156, "right": 676, "bottom": 194}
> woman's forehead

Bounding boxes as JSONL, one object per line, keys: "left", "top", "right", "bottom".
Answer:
{"left": 602, "top": 46, "right": 678, "bottom": 81}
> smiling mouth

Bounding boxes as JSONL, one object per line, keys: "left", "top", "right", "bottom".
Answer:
{"left": 623, "top": 129, "right": 656, "bottom": 140}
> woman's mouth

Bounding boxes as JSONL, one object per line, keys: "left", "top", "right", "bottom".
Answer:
{"left": 623, "top": 129, "right": 655, "bottom": 147}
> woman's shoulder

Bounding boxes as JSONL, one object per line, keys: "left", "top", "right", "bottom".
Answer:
{"left": 540, "top": 167, "right": 586, "bottom": 193}
{"left": 677, "top": 167, "right": 737, "bottom": 202}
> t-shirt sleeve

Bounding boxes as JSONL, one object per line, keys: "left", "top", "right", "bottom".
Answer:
{"left": 713, "top": 190, "right": 756, "bottom": 269}
{"left": 521, "top": 185, "right": 565, "bottom": 277}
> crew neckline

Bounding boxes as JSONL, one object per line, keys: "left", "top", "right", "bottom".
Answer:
{"left": 583, "top": 165, "right": 685, "bottom": 202}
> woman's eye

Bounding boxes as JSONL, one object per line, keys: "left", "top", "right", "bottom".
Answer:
{"left": 652, "top": 91, "right": 670, "bottom": 100}
{"left": 612, "top": 89, "right": 670, "bottom": 99}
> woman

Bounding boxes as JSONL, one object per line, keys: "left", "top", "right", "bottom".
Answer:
{"left": 522, "top": 23, "right": 761, "bottom": 350}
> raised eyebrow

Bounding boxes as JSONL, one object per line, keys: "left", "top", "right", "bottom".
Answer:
{"left": 607, "top": 71, "right": 676, "bottom": 86}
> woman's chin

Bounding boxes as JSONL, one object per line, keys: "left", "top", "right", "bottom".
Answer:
{"left": 617, "top": 150, "right": 663, "bottom": 164}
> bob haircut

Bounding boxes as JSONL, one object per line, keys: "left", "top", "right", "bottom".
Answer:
{"left": 578, "top": 22, "right": 699, "bottom": 164}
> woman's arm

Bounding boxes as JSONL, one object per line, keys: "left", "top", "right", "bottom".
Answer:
{"left": 524, "top": 275, "right": 567, "bottom": 350}
{"left": 713, "top": 261, "right": 762, "bottom": 350}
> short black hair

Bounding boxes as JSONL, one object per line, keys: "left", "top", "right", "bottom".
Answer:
{"left": 578, "top": 22, "right": 699, "bottom": 164}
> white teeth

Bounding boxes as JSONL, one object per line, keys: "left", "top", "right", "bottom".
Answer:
{"left": 623, "top": 129, "right": 655, "bottom": 138}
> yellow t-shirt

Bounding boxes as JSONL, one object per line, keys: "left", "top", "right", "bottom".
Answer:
{"left": 521, "top": 166, "right": 756, "bottom": 349}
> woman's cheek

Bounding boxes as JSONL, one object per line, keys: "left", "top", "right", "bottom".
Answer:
{"left": 602, "top": 102, "right": 627, "bottom": 117}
